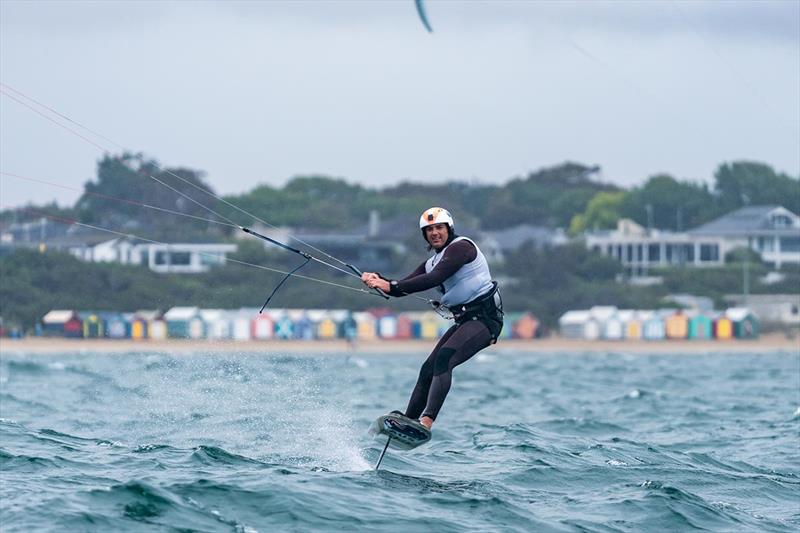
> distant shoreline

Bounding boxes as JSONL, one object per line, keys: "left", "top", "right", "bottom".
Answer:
{"left": 1, "top": 335, "right": 797, "bottom": 355}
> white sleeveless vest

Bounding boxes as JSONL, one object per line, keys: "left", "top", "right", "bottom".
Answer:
{"left": 425, "top": 236, "right": 493, "bottom": 307}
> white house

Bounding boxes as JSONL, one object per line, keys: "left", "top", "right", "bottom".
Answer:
{"left": 68, "top": 238, "right": 237, "bottom": 274}
{"left": 585, "top": 205, "right": 800, "bottom": 275}
{"left": 688, "top": 205, "right": 800, "bottom": 269}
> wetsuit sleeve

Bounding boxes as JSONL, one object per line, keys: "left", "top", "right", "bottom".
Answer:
{"left": 389, "top": 240, "right": 477, "bottom": 296}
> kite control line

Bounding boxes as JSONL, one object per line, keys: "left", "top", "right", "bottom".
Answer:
{"left": 240, "top": 226, "right": 389, "bottom": 312}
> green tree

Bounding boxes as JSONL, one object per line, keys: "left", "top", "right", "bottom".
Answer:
{"left": 569, "top": 191, "right": 627, "bottom": 234}
{"left": 714, "top": 161, "right": 800, "bottom": 214}
{"left": 620, "top": 174, "right": 717, "bottom": 231}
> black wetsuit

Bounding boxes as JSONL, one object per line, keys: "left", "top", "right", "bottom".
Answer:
{"left": 386, "top": 239, "right": 500, "bottom": 422}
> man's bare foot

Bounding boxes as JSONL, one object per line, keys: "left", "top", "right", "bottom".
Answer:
{"left": 419, "top": 416, "right": 434, "bottom": 429}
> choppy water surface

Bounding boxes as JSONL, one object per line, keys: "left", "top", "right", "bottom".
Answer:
{"left": 1, "top": 348, "right": 798, "bottom": 532}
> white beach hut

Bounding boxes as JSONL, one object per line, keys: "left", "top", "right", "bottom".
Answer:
{"left": 201, "top": 309, "right": 231, "bottom": 340}
{"left": 559, "top": 310, "right": 601, "bottom": 340}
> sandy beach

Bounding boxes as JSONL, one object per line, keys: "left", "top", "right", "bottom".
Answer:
{"left": 1, "top": 334, "right": 797, "bottom": 355}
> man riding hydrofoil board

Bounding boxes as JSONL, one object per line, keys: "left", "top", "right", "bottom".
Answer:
{"left": 362, "top": 207, "right": 503, "bottom": 439}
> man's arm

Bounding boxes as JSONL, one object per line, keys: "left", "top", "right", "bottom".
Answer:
{"left": 389, "top": 240, "right": 476, "bottom": 296}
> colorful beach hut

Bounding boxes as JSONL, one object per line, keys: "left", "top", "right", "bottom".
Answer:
{"left": 41, "top": 310, "right": 82, "bottom": 338}
{"left": 136, "top": 310, "right": 166, "bottom": 340}
{"left": 354, "top": 312, "right": 377, "bottom": 340}
{"left": 130, "top": 313, "right": 149, "bottom": 340}
{"left": 80, "top": 312, "right": 105, "bottom": 338}
{"left": 623, "top": 311, "right": 643, "bottom": 340}
{"left": 229, "top": 310, "right": 252, "bottom": 341}
{"left": 642, "top": 313, "right": 665, "bottom": 340}
{"left": 512, "top": 312, "right": 540, "bottom": 340}
{"left": 274, "top": 314, "right": 295, "bottom": 340}
{"left": 559, "top": 310, "right": 601, "bottom": 340}
{"left": 375, "top": 312, "right": 398, "bottom": 339}
{"left": 338, "top": 311, "right": 357, "bottom": 342}
{"left": 309, "top": 310, "right": 338, "bottom": 340}
{"left": 395, "top": 314, "right": 414, "bottom": 339}
{"left": 713, "top": 314, "right": 734, "bottom": 340}
{"left": 251, "top": 312, "right": 274, "bottom": 340}
{"left": 665, "top": 311, "right": 689, "bottom": 340}
{"left": 164, "top": 307, "right": 203, "bottom": 339}
{"left": 104, "top": 312, "right": 130, "bottom": 339}
{"left": 202, "top": 309, "right": 230, "bottom": 339}
{"left": 726, "top": 308, "right": 759, "bottom": 339}
{"left": 688, "top": 313, "right": 713, "bottom": 340}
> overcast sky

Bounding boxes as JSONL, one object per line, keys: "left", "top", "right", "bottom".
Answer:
{"left": 1, "top": 0, "right": 798, "bottom": 208}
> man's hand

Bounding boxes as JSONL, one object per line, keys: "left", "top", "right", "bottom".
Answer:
{"left": 361, "top": 272, "right": 390, "bottom": 293}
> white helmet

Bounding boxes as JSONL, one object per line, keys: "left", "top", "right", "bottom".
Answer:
{"left": 419, "top": 207, "right": 454, "bottom": 230}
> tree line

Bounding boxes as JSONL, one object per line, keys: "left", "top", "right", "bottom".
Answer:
{"left": 1, "top": 154, "right": 798, "bottom": 332}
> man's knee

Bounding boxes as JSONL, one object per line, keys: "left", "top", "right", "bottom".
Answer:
{"left": 433, "top": 347, "right": 456, "bottom": 376}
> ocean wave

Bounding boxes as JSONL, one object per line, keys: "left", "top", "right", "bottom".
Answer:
{"left": 190, "top": 445, "right": 268, "bottom": 467}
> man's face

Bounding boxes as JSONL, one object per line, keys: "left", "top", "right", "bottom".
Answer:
{"left": 424, "top": 223, "right": 449, "bottom": 248}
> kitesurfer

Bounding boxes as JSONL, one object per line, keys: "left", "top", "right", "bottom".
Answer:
{"left": 362, "top": 207, "right": 503, "bottom": 431}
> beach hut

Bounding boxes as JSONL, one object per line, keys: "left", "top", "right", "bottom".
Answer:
{"left": 201, "top": 309, "right": 229, "bottom": 339}
{"left": 623, "top": 310, "right": 643, "bottom": 340}
{"left": 665, "top": 311, "right": 689, "bottom": 340}
{"left": 337, "top": 311, "right": 357, "bottom": 342}
{"left": 598, "top": 309, "right": 624, "bottom": 340}
{"left": 688, "top": 312, "right": 713, "bottom": 340}
{"left": 512, "top": 312, "right": 540, "bottom": 340}
{"left": 80, "top": 312, "right": 105, "bottom": 338}
{"left": 289, "top": 310, "right": 315, "bottom": 340}
{"left": 251, "top": 312, "right": 274, "bottom": 340}
{"left": 136, "top": 310, "right": 165, "bottom": 340}
{"left": 130, "top": 313, "right": 149, "bottom": 340}
{"left": 149, "top": 316, "right": 167, "bottom": 340}
{"left": 131, "top": 310, "right": 167, "bottom": 340}
{"left": 559, "top": 310, "right": 601, "bottom": 340}
{"left": 423, "top": 312, "right": 447, "bottom": 340}
{"left": 726, "top": 308, "right": 759, "bottom": 339}
{"left": 164, "top": 307, "right": 203, "bottom": 339}
{"left": 354, "top": 312, "right": 377, "bottom": 340}
{"left": 310, "top": 310, "right": 338, "bottom": 340}
{"left": 713, "top": 314, "right": 734, "bottom": 340}
{"left": 395, "top": 314, "right": 414, "bottom": 339}
{"left": 642, "top": 313, "right": 666, "bottom": 340}
{"left": 375, "top": 312, "right": 398, "bottom": 339}
{"left": 225, "top": 310, "right": 251, "bottom": 341}
{"left": 274, "top": 313, "right": 295, "bottom": 340}
{"left": 104, "top": 312, "right": 130, "bottom": 339}
{"left": 41, "top": 310, "right": 83, "bottom": 338}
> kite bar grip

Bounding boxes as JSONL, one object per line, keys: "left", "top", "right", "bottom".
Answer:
{"left": 347, "top": 264, "right": 390, "bottom": 300}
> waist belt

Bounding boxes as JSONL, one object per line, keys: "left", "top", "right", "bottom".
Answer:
{"left": 452, "top": 281, "right": 504, "bottom": 342}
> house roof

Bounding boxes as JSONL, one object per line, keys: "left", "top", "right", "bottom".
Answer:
{"left": 42, "top": 310, "right": 77, "bottom": 324}
{"left": 689, "top": 205, "right": 799, "bottom": 235}
{"left": 164, "top": 306, "right": 200, "bottom": 320}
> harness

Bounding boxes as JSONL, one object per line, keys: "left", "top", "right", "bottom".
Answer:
{"left": 451, "top": 281, "right": 504, "bottom": 343}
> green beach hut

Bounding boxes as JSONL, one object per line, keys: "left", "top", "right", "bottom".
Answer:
{"left": 726, "top": 308, "right": 759, "bottom": 339}
{"left": 688, "top": 313, "right": 713, "bottom": 340}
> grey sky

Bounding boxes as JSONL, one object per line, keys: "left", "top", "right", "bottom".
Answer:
{"left": 1, "top": 0, "right": 798, "bottom": 209}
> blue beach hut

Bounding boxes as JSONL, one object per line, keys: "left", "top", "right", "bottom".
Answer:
{"left": 41, "top": 310, "right": 82, "bottom": 338}
{"left": 103, "top": 312, "right": 130, "bottom": 339}
{"left": 164, "top": 307, "right": 203, "bottom": 339}
{"left": 688, "top": 313, "right": 713, "bottom": 340}
{"left": 641, "top": 313, "right": 665, "bottom": 340}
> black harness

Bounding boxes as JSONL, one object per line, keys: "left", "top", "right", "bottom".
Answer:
{"left": 451, "top": 281, "right": 504, "bottom": 343}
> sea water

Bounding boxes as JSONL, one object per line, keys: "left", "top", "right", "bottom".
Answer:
{"left": 0, "top": 349, "right": 797, "bottom": 532}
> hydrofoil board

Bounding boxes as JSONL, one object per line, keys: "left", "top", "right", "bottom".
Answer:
{"left": 369, "top": 411, "right": 431, "bottom": 450}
